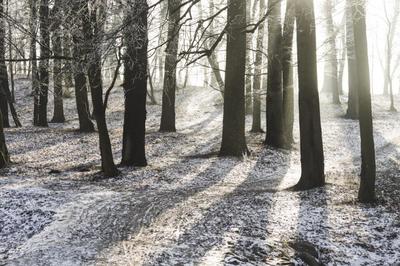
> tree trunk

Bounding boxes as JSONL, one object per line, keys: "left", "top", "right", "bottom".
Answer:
{"left": 50, "top": 0, "right": 65, "bottom": 123}
{"left": 121, "top": 0, "right": 148, "bottom": 167}
{"left": 157, "top": 0, "right": 168, "bottom": 85}
{"left": 337, "top": 13, "right": 346, "bottom": 96}
{"left": 245, "top": 0, "right": 253, "bottom": 115}
{"left": 82, "top": 0, "right": 119, "bottom": 177}
{"left": 71, "top": 2, "right": 95, "bottom": 132}
{"left": 0, "top": 0, "right": 9, "bottom": 128}
{"left": 7, "top": 0, "right": 14, "bottom": 103}
{"left": 0, "top": 108, "right": 9, "bottom": 168}
{"left": 294, "top": 0, "right": 325, "bottom": 190}
{"left": 266, "top": 0, "right": 284, "bottom": 148}
{"left": 322, "top": 0, "right": 340, "bottom": 104}
{"left": 37, "top": 0, "right": 50, "bottom": 127}
{"left": 63, "top": 31, "right": 74, "bottom": 90}
{"left": 160, "top": 0, "right": 181, "bottom": 132}
{"left": 282, "top": 0, "right": 295, "bottom": 146}
{"left": 345, "top": 0, "right": 359, "bottom": 119}
{"left": 251, "top": 0, "right": 265, "bottom": 133}
{"left": 352, "top": 0, "right": 376, "bottom": 203}
{"left": 219, "top": 0, "right": 249, "bottom": 157}
{"left": 30, "top": 0, "right": 40, "bottom": 125}
{"left": 197, "top": 1, "right": 224, "bottom": 95}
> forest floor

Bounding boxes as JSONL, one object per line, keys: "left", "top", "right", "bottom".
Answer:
{"left": 0, "top": 80, "right": 400, "bottom": 265}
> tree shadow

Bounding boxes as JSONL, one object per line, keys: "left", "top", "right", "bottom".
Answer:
{"left": 139, "top": 147, "right": 292, "bottom": 265}
{"left": 291, "top": 187, "right": 330, "bottom": 265}
{"left": 5, "top": 140, "right": 241, "bottom": 264}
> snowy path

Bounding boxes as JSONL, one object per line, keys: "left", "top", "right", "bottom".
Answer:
{"left": 1, "top": 84, "right": 400, "bottom": 265}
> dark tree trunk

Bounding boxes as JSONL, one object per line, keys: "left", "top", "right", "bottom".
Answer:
{"left": 0, "top": 0, "right": 20, "bottom": 128}
{"left": 50, "top": 0, "right": 65, "bottom": 123}
{"left": 219, "top": 0, "right": 249, "bottom": 157}
{"left": 345, "top": 0, "right": 359, "bottom": 119}
{"left": 294, "top": 0, "right": 325, "bottom": 190}
{"left": 82, "top": 0, "right": 119, "bottom": 177}
{"left": 7, "top": 0, "right": 14, "bottom": 103}
{"left": 266, "top": 0, "right": 284, "bottom": 148}
{"left": 71, "top": 2, "right": 95, "bottom": 132}
{"left": 352, "top": 1, "right": 376, "bottom": 203}
{"left": 160, "top": 0, "right": 181, "bottom": 132}
{"left": 63, "top": 31, "right": 74, "bottom": 90}
{"left": 158, "top": 0, "right": 168, "bottom": 84}
{"left": 245, "top": 0, "right": 252, "bottom": 115}
{"left": 282, "top": 0, "right": 295, "bottom": 146}
{"left": 0, "top": 108, "right": 9, "bottom": 168}
{"left": 30, "top": 0, "right": 40, "bottom": 125}
{"left": 37, "top": 0, "right": 50, "bottom": 127}
{"left": 0, "top": 0, "right": 9, "bottom": 128}
{"left": 121, "top": 0, "right": 148, "bottom": 167}
{"left": 251, "top": 0, "right": 265, "bottom": 133}
{"left": 322, "top": 0, "right": 340, "bottom": 104}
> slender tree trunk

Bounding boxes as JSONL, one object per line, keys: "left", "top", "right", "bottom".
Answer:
{"left": 294, "top": 0, "right": 325, "bottom": 190}
{"left": 338, "top": 13, "right": 346, "bottom": 96}
{"left": 158, "top": 0, "right": 168, "bottom": 84}
{"left": 121, "top": 0, "right": 148, "bottom": 167}
{"left": 345, "top": 0, "right": 359, "bottom": 119}
{"left": 266, "top": 0, "right": 284, "bottom": 148}
{"left": 147, "top": 65, "right": 158, "bottom": 105}
{"left": 0, "top": 0, "right": 9, "bottom": 128}
{"left": 282, "top": 0, "right": 295, "bottom": 146}
{"left": 30, "top": 0, "right": 40, "bottom": 125}
{"left": 160, "top": 0, "right": 181, "bottom": 132}
{"left": 7, "top": 0, "right": 14, "bottom": 103}
{"left": 322, "top": 0, "right": 340, "bottom": 104}
{"left": 37, "top": 0, "right": 50, "bottom": 127}
{"left": 352, "top": 0, "right": 376, "bottom": 203}
{"left": 83, "top": 0, "right": 119, "bottom": 177}
{"left": 251, "top": 0, "right": 265, "bottom": 133}
{"left": 0, "top": 108, "right": 9, "bottom": 168}
{"left": 63, "top": 31, "right": 74, "bottom": 90}
{"left": 50, "top": 0, "right": 65, "bottom": 123}
{"left": 245, "top": 0, "right": 253, "bottom": 114}
{"left": 198, "top": 1, "right": 225, "bottom": 95}
{"left": 71, "top": 2, "right": 95, "bottom": 132}
{"left": 219, "top": 0, "right": 249, "bottom": 157}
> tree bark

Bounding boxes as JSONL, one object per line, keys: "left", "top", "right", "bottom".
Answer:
{"left": 37, "top": 0, "right": 50, "bottom": 127}
{"left": 50, "top": 0, "right": 65, "bottom": 123}
{"left": 30, "top": 0, "right": 40, "bottom": 125}
{"left": 266, "top": 0, "right": 284, "bottom": 148}
{"left": 0, "top": 108, "right": 9, "bottom": 168}
{"left": 219, "top": 0, "right": 249, "bottom": 157}
{"left": 121, "top": 0, "right": 148, "bottom": 167}
{"left": 0, "top": 0, "right": 9, "bottom": 128}
{"left": 71, "top": 2, "right": 95, "bottom": 132}
{"left": 282, "top": 0, "right": 295, "bottom": 146}
{"left": 245, "top": 0, "right": 253, "bottom": 115}
{"left": 345, "top": 0, "right": 359, "bottom": 119}
{"left": 251, "top": 0, "right": 265, "bottom": 133}
{"left": 352, "top": 0, "right": 376, "bottom": 203}
{"left": 294, "top": 0, "right": 325, "bottom": 190}
{"left": 82, "top": 0, "right": 119, "bottom": 177}
{"left": 322, "top": 0, "right": 340, "bottom": 104}
{"left": 160, "top": 0, "right": 181, "bottom": 132}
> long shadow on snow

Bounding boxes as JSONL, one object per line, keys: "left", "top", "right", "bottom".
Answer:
{"left": 5, "top": 137, "right": 233, "bottom": 265}
{"left": 145, "top": 147, "right": 292, "bottom": 265}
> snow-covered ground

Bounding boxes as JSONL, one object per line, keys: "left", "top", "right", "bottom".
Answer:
{"left": 0, "top": 81, "right": 399, "bottom": 265}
